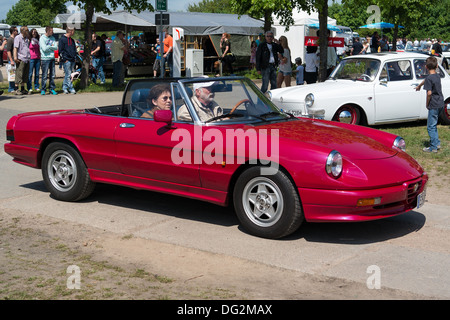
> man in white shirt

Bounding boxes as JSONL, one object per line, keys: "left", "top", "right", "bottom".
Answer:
{"left": 178, "top": 81, "right": 223, "bottom": 122}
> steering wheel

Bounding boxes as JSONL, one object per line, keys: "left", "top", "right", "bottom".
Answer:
{"left": 230, "top": 99, "right": 251, "bottom": 114}
{"left": 359, "top": 74, "right": 371, "bottom": 81}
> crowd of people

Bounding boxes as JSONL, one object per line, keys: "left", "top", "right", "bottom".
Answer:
{"left": 349, "top": 33, "right": 447, "bottom": 56}
{"left": 0, "top": 25, "right": 160, "bottom": 96}
{"left": 1, "top": 24, "right": 448, "bottom": 97}
{"left": 250, "top": 29, "right": 339, "bottom": 92}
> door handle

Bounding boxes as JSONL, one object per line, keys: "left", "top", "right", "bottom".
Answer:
{"left": 119, "top": 123, "right": 135, "bottom": 128}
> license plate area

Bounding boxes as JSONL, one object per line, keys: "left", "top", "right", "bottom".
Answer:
{"left": 416, "top": 189, "right": 426, "bottom": 209}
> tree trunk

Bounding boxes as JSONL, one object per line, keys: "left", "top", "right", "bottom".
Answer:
{"left": 318, "top": 0, "right": 328, "bottom": 82}
{"left": 263, "top": 9, "right": 272, "bottom": 32}
{"left": 79, "top": 4, "right": 94, "bottom": 89}
{"left": 392, "top": 24, "right": 399, "bottom": 51}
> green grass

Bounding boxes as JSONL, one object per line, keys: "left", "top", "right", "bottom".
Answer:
{"left": 377, "top": 121, "right": 450, "bottom": 176}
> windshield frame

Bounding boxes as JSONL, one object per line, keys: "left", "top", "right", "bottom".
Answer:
{"left": 178, "top": 76, "right": 291, "bottom": 126}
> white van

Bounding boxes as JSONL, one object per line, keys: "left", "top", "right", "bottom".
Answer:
{"left": 0, "top": 23, "right": 11, "bottom": 38}
{"left": 336, "top": 25, "right": 353, "bottom": 55}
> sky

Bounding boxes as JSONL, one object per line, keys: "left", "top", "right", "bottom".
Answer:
{"left": 0, "top": 0, "right": 201, "bottom": 23}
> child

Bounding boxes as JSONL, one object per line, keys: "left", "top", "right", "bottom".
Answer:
{"left": 250, "top": 41, "right": 257, "bottom": 69}
{"left": 293, "top": 57, "right": 304, "bottom": 85}
{"left": 416, "top": 56, "right": 444, "bottom": 153}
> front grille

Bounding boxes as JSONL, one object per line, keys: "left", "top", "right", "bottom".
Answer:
{"left": 407, "top": 181, "right": 422, "bottom": 204}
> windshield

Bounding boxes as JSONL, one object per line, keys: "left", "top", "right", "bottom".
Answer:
{"left": 179, "top": 78, "right": 290, "bottom": 124}
{"left": 330, "top": 58, "right": 381, "bottom": 82}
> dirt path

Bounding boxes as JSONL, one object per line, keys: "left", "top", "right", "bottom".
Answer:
{"left": 1, "top": 198, "right": 441, "bottom": 300}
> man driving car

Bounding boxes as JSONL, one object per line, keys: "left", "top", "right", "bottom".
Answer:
{"left": 177, "top": 81, "right": 223, "bottom": 122}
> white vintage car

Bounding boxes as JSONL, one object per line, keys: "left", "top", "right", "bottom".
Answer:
{"left": 269, "top": 52, "right": 450, "bottom": 126}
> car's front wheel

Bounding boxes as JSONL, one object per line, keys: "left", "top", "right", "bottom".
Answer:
{"left": 333, "top": 105, "right": 361, "bottom": 125}
{"left": 233, "top": 167, "right": 304, "bottom": 239}
{"left": 42, "top": 142, "right": 95, "bottom": 201}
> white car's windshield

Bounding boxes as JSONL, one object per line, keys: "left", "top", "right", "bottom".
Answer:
{"left": 330, "top": 58, "right": 381, "bottom": 82}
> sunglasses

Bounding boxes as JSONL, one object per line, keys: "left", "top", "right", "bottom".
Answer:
{"left": 159, "top": 95, "right": 172, "bottom": 101}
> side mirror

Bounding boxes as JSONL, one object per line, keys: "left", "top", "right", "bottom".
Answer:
{"left": 154, "top": 110, "right": 173, "bottom": 126}
{"left": 379, "top": 78, "right": 388, "bottom": 85}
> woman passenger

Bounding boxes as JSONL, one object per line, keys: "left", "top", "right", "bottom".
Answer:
{"left": 141, "top": 84, "right": 172, "bottom": 118}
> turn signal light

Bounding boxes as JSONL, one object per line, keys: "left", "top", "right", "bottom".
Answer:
{"left": 357, "top": 197, "right": 382, "bottom": 207}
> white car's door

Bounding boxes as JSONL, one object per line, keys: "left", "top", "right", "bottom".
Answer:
{"left": 374, "top": 59, "right": 423, "bottom": 123}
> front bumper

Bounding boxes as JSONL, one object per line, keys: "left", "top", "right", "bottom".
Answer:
{"left": 299, "top": 175, "right": 428, "bottom": 222}
{"left": 283, "top": 108, "right": 325, "bottom": 120}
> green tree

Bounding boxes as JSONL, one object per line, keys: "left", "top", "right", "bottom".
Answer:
{"left": 30, "top": 0, "right": 153, "bottom": 89}
{"left": 188, "top": 0, "right": 234, "bottom": 13}
{"left": 230, "top": 0, "right": 313, "bottom": 32}
{"left": 6, "top": 0, "right": 65, "bottom": 26}
{"left": 328, "top": 0, "right": 369, "bottom": 32}
{"left": 332, "top": 0, "right": 433, "bottom": 50}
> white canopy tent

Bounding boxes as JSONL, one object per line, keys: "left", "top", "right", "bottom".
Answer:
{"left": 273, "top": 10, "right": 337, "bottom": 62}
{"left": 132, "top": 11, "right": 265, "bottom": 36}
{"left": 54, "top": 10, "right": 155, "bottom": 32}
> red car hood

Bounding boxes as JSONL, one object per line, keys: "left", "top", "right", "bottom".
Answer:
{"left": 252, "top": 119, "right": 397, "bottom": 160}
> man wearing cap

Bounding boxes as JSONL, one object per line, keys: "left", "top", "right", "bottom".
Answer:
{"left": 178, "top": 81, "right": 223, "bottom": 122}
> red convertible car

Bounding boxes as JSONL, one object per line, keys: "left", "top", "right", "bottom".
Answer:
{"left": 4, "top": 77, "right": 428, "bottom": 239}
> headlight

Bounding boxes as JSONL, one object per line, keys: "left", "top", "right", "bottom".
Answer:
{"left": 326, "top": 150, "right": 343, "bottom": 178}
{"left": 305, "top": 93, "right": 314, "bottom": 108}
{"left": 267, "top": 91, "right": 272, "bottom": 100}
{"left": 393, "top": 136, "right": 406, "bottom": 151}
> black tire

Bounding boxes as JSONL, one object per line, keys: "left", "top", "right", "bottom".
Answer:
{"left": 233, "top": 166, "right": 304, "bottom": 239}
{"left": 42, "top": 142, "right": 95, "bottom": 201}
{"left": 439, "top": 99, "right": 450, "bottom": 125}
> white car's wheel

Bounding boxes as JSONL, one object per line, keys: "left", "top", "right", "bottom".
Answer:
{"left": 333, "top": 105, "right": 361, "bottom": 125}
{"left": 440, "top": 99, "right": 450, "bottom": 125}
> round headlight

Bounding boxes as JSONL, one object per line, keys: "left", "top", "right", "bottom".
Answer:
{"left": 326, "top": 150, "right": 343, "bottom": 178}
{"left": 267, "top": 91, "right": 272, "bottom": 100}
{"left": 305, "top": 93, "right": 314, "bottom": 108}
{"left": 393, "top": 136, "right": 406, "bottom": 151}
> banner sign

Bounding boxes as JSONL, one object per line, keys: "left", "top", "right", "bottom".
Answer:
{"left": 305, "top": 36, "right": 345, "bottom": 47}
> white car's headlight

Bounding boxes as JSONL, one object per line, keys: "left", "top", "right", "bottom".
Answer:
{"left": 393, "top": 136, "right": 406, "bottom": 151}
{"left": 305, "top": 93, "right": 314, "bottom": 108}
{"left": 326, "top": 150, "right": 343, "bottom": 178}
{"left": 267, "top": 91, "right": 272, "bottom": 100}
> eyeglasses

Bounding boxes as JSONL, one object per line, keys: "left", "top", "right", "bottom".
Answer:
{"left": 266, "top": 35, "right": 274, "bottom": 38}
{"left": 159, "top": 96, "right": 172, "bottom": 101}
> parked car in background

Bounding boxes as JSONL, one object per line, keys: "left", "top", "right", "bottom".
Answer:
{"left": 269, "top": 52, "right": 450, "bottom": 126}
{"left": 336, "top": 25, "right": 353, "bottom": 56}
{"left": 441, "top": 42, "right": 450, "bottom": 70}
{"left": 3, "top": 77, "right": 428, "bottom": 239}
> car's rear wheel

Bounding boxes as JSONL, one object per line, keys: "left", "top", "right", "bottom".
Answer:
{"left": 333, "top": 105, "right": 361, "bottom": 125}
{"left": 233, "top": 166, "right": 304, "bottom": 239}
{"left": 439, "top": 98, "right": 450, "bottom": 125}
{"left": 42, "top": 142, "right": 95, "bottom": 201}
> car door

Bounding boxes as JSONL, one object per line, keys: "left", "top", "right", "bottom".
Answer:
{"left": 374, "top": 59, "right": 422, "bottom": 123}
{"left": 114, "top": 84, "right": 201, "bottom": 188}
